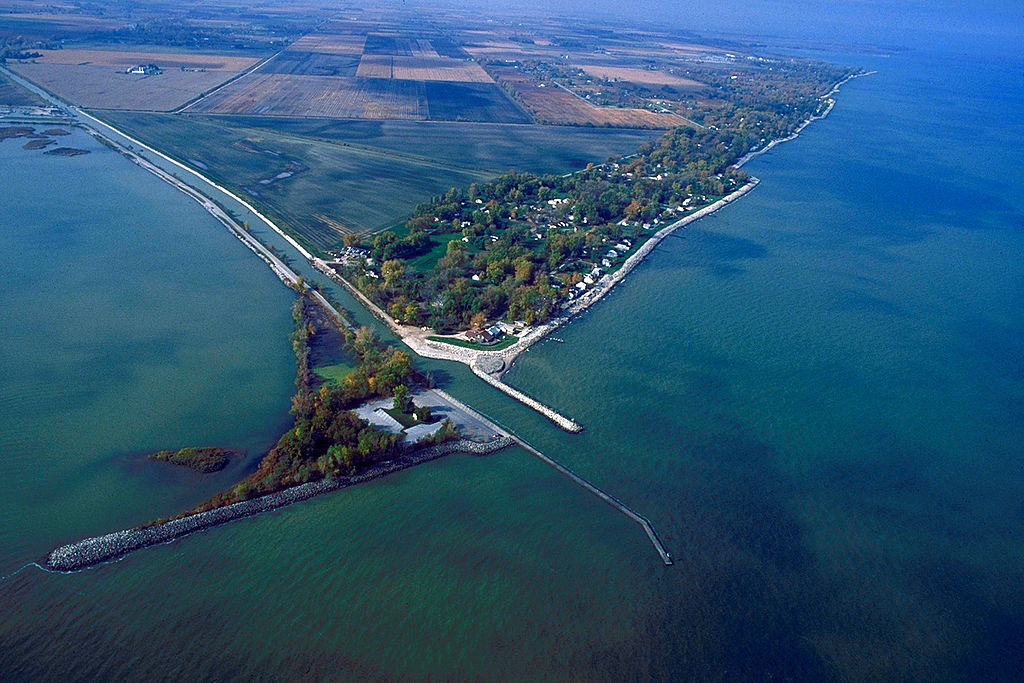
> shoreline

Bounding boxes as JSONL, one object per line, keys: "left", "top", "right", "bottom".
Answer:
{"left": 46, "top": 437, "right": 513, "bottom": 572}
{"left": 733, "top": 70, "right": 874, "bottom": 168}
{"left": 396, "top": 69, "right": 874, "bottom": 380}
{"left": 1, "top": 64, "right": 864, "bottom": 432}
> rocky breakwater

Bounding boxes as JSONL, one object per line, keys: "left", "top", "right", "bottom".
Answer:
{"left": 46, "top": 437, "right": 513, "bottom": 571}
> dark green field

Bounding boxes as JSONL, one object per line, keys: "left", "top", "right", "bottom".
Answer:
{"left": 94, "top": 110, "right": 660, "bottom": 251}
{"left": 187, "top": 116, "right": 660, "bottom": 174}
{"left": 424, "top": 81, "right": 531, "bottom": 124}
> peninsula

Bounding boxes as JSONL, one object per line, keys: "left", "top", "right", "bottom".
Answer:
{"left": 4, "top": 4, "right": 861, "bottom": 567}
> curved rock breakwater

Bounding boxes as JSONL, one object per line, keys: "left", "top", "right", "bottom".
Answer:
{"left": 46, "top": 438, "right": 512, "bottom": 571}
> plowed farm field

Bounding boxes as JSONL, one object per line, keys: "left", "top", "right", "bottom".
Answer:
{"left": 190, "top": 74, "right": 426, "bottom": 119}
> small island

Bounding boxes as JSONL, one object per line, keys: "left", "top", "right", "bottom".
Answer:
{"left": 148, "top": 446, "right": 239, "bottom": 473}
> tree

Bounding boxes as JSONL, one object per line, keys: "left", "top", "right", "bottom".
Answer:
{"left": 381, "top": 258, "right": 405, "bottom": 288}
{"left": 392, "top": 384, "right": 412, "bottom": 413}
{"left": 372, "top": 231, "right": 398, "bottom": 262}
{"left": 343, "top": 233, "right": 360, "bottom": 247}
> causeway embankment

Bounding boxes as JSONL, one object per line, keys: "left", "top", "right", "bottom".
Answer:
{"left": 46, "top": 438, "right": 512, "bottom": 572}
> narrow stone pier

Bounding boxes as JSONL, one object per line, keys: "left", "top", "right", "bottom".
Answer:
{"left": 511, "top": 435, "right": 673, "bottom": 566}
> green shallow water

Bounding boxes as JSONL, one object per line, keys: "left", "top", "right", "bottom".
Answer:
{"left": 2, "top": 40, "right": 1024, "bottom": 681}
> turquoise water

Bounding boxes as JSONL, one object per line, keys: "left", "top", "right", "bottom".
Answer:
{"left": 2, "top": 39, "right": 1024, "bottom": 680}
{"left": 0, "top": 128, "right": 296, "bottom": 562}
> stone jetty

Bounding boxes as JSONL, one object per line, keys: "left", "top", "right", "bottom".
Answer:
{"left": 46, "top": 438, "right": 512, "bottom": 572}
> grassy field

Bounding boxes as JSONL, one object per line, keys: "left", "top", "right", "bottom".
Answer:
{"left": 0, "top": 72, "right": 44, "bottom": 106}
{"left": 192, "top": 116, "right": 661, "bottom": 174}
{"left": 93, "top": 108, "right": 660, "bottom": 251}
{"left": 96, "top": 111, "right": 490, "bottom": 248}
{"left": 314, "top": 361, "right": 357, "bottom": 384}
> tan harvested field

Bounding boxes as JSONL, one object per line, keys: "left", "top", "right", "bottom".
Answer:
{"left": 289, "top": 33, "right": 367, "bottom": 54}
{"left": 356, "top": 55, "right": 393, "bottom": 79}
{"left": 357, "top": 54, "right": 492, "bottom": 82}
{"left": 411, "top": 40, "right": 440, "bottom": 58}
{"left": 9, "top": 62, "right": 246, "bottom": 111}
{"left": 190, "top": 74, "right": 425, "bottom": 119}
{"left": 576, "top": 65, "right": 703, "bottom": 87}
{"left": 392, "top": 56, "right": 492, "bottom": 83}
{"left": 23, "top": 48, "right": 258, "bottom": 71}
{"left": 464, "top": 43, "right": 548, "bottom": 58}
{"left": 492, "top": 69, "right": 686, "bottom": 128}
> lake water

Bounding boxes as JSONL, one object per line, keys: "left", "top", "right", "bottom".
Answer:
{"left": 2, "top": 35, "right": 1023, "bottom": 681}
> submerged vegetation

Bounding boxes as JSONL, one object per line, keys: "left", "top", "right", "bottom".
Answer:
{"left": 149, "top": 447, "right": 237, "bottom": 473}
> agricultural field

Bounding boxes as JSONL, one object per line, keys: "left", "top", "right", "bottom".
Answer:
{"left": 358, "top": 54, "right": 493, "bottom": 83}
{"left": 8, "top": 62, "right": 253, "bottom": 111}
{"left": 184, "top": 25, "right": 528, "bottom": 123}
{"left": 96, "top": 110, "right": 660, "bottom": 251}
{"left": 262, "top": 51, "right": 360, "bottom": 77}
{"left": 10, "top": 49, "right": 258, "bottom": 71}
{"left": 288, "top": 32, "right": 366, "bottom": 55}
{"left": 574, "top": 65, "right": 704, "bottom": 88}
{"left": 189, "top": 74, "right": 426, "bottom": 119}
{"left": 7, "top": 48, "right": 259, "bottom": 111}
{"left": 97, "top": 111, "right": 491, "bottom": 249}
{"left": 487, "top": 64, "right": 687, "bottom": 128}
{"left": 196, "top": 116, "right": 660, "bottom": 174}
{"left": 0, "top": 71, "right": 43, "bottom": 106}
{"left": 423, "top": 81, "right": 530, "bottom": 123}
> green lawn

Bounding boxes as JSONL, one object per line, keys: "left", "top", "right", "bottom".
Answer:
{"left": 427, "top": 333, "right": 519, "bottom": 351}
{"left": 314, "top": 361, "right": 357, "bottom": 384}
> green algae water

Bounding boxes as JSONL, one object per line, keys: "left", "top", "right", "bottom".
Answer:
{"left": 3, "top": 39, "right": 1024, "bottom": 682}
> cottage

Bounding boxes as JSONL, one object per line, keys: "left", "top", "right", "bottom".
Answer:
{"left": 465, "top": 329, "right": 489, "bottom": 344}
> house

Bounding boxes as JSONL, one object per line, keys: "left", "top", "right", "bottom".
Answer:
{"left": 466, "top": 329, "right": 489, "bottom": 344}
{"left": 485, "top": 324, "right": 504, "bottom": 340}
{"left": 126, "top": 64, "right": 161, "bottom": 75}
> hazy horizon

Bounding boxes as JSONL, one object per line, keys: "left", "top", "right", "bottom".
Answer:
{"left": 391, "top": 0, "right": 1021, "bottom": 49}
